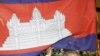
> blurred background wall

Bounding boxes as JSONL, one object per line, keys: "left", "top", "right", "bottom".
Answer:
{"left": 96, "top": 0, "right": 100, "bottom": 34}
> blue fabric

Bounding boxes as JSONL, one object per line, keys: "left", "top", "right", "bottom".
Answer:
{"left": 0, "top": 34, "right": 96, "bottom": 56}
{"left": 52, "top": 34, "right": 96, "bottom": 51}
{"left": 0, "top": 50, "right": 43, "bottom": 56}
{"left": 0, "top": 0, "right": 58, "bottom": 3}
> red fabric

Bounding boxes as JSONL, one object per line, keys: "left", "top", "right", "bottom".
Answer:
{"left": 0, "top": 0, "right": 96, "bottom": 47}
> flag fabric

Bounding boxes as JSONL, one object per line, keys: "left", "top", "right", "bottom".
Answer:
{"left": 0, "top": 0, "right": 96, "bottom": 56}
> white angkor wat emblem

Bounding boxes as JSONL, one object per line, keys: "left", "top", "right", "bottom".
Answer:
{"left": 0, "top": 8, "right": 72, "bottom": 50}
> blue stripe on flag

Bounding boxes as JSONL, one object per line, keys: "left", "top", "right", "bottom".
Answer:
{"left": 0, "top": 50, "right": 43, "bottom": 56}
{"left": 0, "top": 34, "right": 96, "bottom": 56}
{"left": 52, "top": 34, "right": 96, "bottom": 51}
{"left": 0, "top": 0, "right": 58, "bottom": 3}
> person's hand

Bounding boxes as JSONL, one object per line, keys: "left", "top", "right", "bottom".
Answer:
{"left": 45, "top": 47, "right": 52, "bottom": 56}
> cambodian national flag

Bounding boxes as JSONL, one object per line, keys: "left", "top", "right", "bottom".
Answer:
{"left": 0, "top": 0, "right": 96, "bottom": 56}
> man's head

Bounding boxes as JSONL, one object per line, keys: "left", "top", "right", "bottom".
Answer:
{"left": 66, "top": 51, "right": 79, "bottom": 56}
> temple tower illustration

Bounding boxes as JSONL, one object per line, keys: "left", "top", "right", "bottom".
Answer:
{"left": 0, "top": 7, "right": 72, "bottom": 50}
